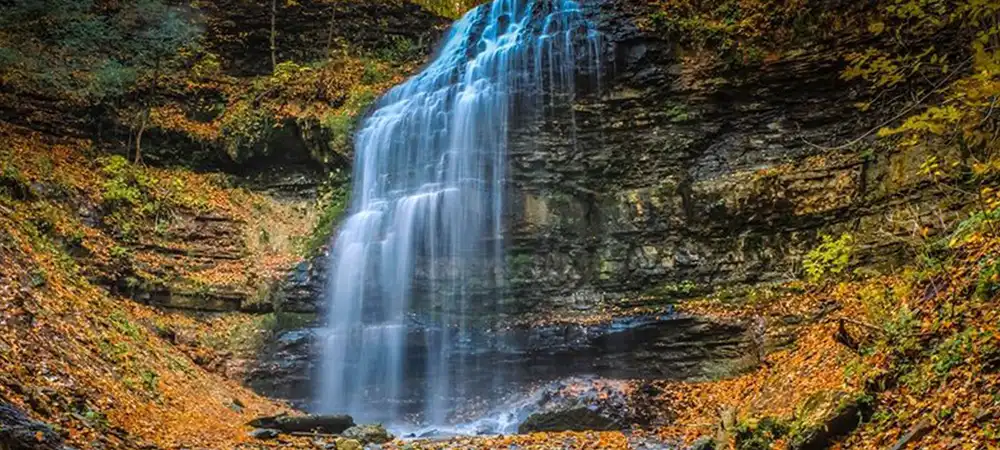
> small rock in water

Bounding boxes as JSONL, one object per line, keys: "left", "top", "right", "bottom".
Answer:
{"left": 334, "top": 437, "right": 363, "bottom": 450}
{"left": 248, "top": 428, "right": 280, "bottom": 440}
{"left": 341, "top": 423, "right": 393, "bottom": 444}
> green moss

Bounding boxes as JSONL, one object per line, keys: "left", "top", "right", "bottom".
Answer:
{"left": 109, "top": 310, "right": 142, "bottom": 339}
{"left": 976, "top": 258, "right": 1000, "bottom": 300}
{"left": 299, "top": 170, "right": 350, "bottom": 256}
{"left": 0, "top": 163, "right": 31, "bottom": 199}
{"left": 203, "top": 312, "right": 316, "bottom": 356}
{"left": 664, "top": 103, "right": 694, "bottom": 122}
{"left": 735, "top": 417, "right": 789, "bottom": 450}
{"left": 645, "top": 280, "right": 697, "bottom": 299}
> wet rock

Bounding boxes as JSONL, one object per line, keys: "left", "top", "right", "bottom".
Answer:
{"left": 248, "top": 428, "right": 281, "bottom": 440}
{"left": 518, "top": 406, "right": 620, "bottom": 433}
{"left": 341, "top": 424, "right": 393, "bottom": 445}
{"left": 248, "top": 315, "right": 756, "bottom": 415}
{"left": 689, "top": 437, "right": 717, "bottom": 450}
{"left": 0, "top": 402, "right": 68, "bottom": 450}
{"left": 271, "top": 256, "right": 328, "bottom": 313}
{"left": 247, "top": 413, "right": 355, "bottom": 434}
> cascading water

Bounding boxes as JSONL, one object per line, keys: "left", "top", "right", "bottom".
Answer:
{"left": 318, "top": 0, "right": 602, "bottom": 429}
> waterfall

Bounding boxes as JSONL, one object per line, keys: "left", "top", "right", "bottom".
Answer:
{"left": 318, "top": 0, "right": 602, "bottom": 428}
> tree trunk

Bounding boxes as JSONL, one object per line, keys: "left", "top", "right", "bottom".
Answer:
{"left": 134, "top": 60, "right": 161, "bottom": 165}
{"left": 325, "top": 4, "right": 336, "bottom": 56}
{"left": 270, "top": 0, "right": 278, "bottom": 72}
{"left": 134, "top": 110, "right": 147, "bottom": 165}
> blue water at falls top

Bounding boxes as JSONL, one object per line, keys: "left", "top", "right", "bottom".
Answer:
{"left": 318, "top": 0, "right": 602, "bottom": 429}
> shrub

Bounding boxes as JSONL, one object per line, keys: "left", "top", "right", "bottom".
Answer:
{"left": 803, "top": 233, "right": 854, "bottom": 282}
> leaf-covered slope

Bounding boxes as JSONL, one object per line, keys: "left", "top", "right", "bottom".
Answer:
{"left": 0, "top": 124, "right": 315, "bottom": 448}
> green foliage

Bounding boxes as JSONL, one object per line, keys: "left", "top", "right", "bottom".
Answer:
{"left": 89, "top": 60, "right": 138, "bottom": 101}
{"left": 80, "top": 407, "right": 110, "bottom": 430}
{"left": 647, "top": 0, "right": 834, "bottom": 69}
{"left": 0, "top": 163, "right": 31, "bottom": 199}
{"left": 218, "top": 100, "right": 273, "bottom": 162}
{"left": 100, "top": 156, "right": 156, "bottom": 210}
{"left": 844, "top": 0, "right": 999, "bottom": 156}
{"left": 29, "top": 268, "right": 48, "bottom": 288}
{"left": 361, "top": 59, "right": 391, "bottom": 84}
{"left": 322, "top": 87, "right": 378, "bottom": 155}
{"left": 646, "top": 280, "right": 698, "bottom": 298}
{"left": 975, "top": 257, "right": 1000, "bottom": 300}
{"left": 139, "top": 369, "right": 159, "bottom": 394}
{"left": 948, "top": 205, "right": 1000, "bottom": 247}
{"left": 0, "top": 0, "right": 200, "bottom": 103}
{"left": 301, "top": 170, "right": 350, "bottom": 256}
{"left": 411, "top": 0, "right": 482, "bottom": 19}
{"left": 109, "top": 310, "right": 142, "bottom": 339}
{"left": 203, "top": 312, "right": 315, "bottom": 356}
{"left": 735, "top": 417, "right": 789, "bottom": 450}
{"left": 803, "top": 233, "right": 854, "bottom": 282}
{"left": 372, "top": 36, "right": 424, "bottom": 64}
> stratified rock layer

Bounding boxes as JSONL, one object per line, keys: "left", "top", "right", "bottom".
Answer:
{"left": 497, "top": 1, "right": 972, "bottom": 316}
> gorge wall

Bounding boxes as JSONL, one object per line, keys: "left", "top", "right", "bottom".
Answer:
{"left": 253, "top": 0, "right": 979, "bottom": 417}
{"left": 498, "top": 0, "right": 973, "bottom": 317}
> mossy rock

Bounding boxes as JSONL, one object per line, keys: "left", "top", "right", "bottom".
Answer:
{"left": 518, "top": 406, "right": 621, "bottom": 434}
{"left": 341, "top": 423, "right": 393, "bottom": 444}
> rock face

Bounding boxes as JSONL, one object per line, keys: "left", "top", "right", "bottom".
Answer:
{"left": 492, "top": 0, "right": 975, "bottom": 316}
{"left": 248, "top": 314, "right": 758, "bottom": 412}
{"left": 0, "top": 403, "right": 68, "bottom": 450}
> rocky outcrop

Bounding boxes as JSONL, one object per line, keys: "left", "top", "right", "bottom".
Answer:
{"left": 519, "top": 407, "right": 620, "bottom": 433}
{"left": 247, "top": 314, "right": 759, "bottom": 412}
{"left": 0, "top": 402, "right": 69, "bottom": 450}
{"left": 270, "top": 255, "right": 328, "bottom": 313}
{"left": 495, "top": 0, "right": 977, "bottom": 316}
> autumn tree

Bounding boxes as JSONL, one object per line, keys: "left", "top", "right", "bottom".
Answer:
{"left": 844, "top": 0, "right": 1000, "bottom": 166}
{"left": 122, "top": 0, "right": 200, "bottom": 163}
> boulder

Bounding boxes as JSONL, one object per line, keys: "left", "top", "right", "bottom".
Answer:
{"left": 247, "top": 413, "right": 355, "bottom": 434}
{"left": 334, "top": 437, "right": 363, "bottom": 450}
{"left": 341, "top": 424, "right": 393, "bottom": 444}
{"left": 518, "top": 406, "right": 620, "bottom": 434}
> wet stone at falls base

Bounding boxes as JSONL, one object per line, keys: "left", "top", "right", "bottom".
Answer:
{"left": 247, "top": 413, "right": 356, "bottom": 434}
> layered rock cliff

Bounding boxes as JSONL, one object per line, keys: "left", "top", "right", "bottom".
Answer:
{"left": 500, "top": 0, "right": 975, "bottom": 317}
